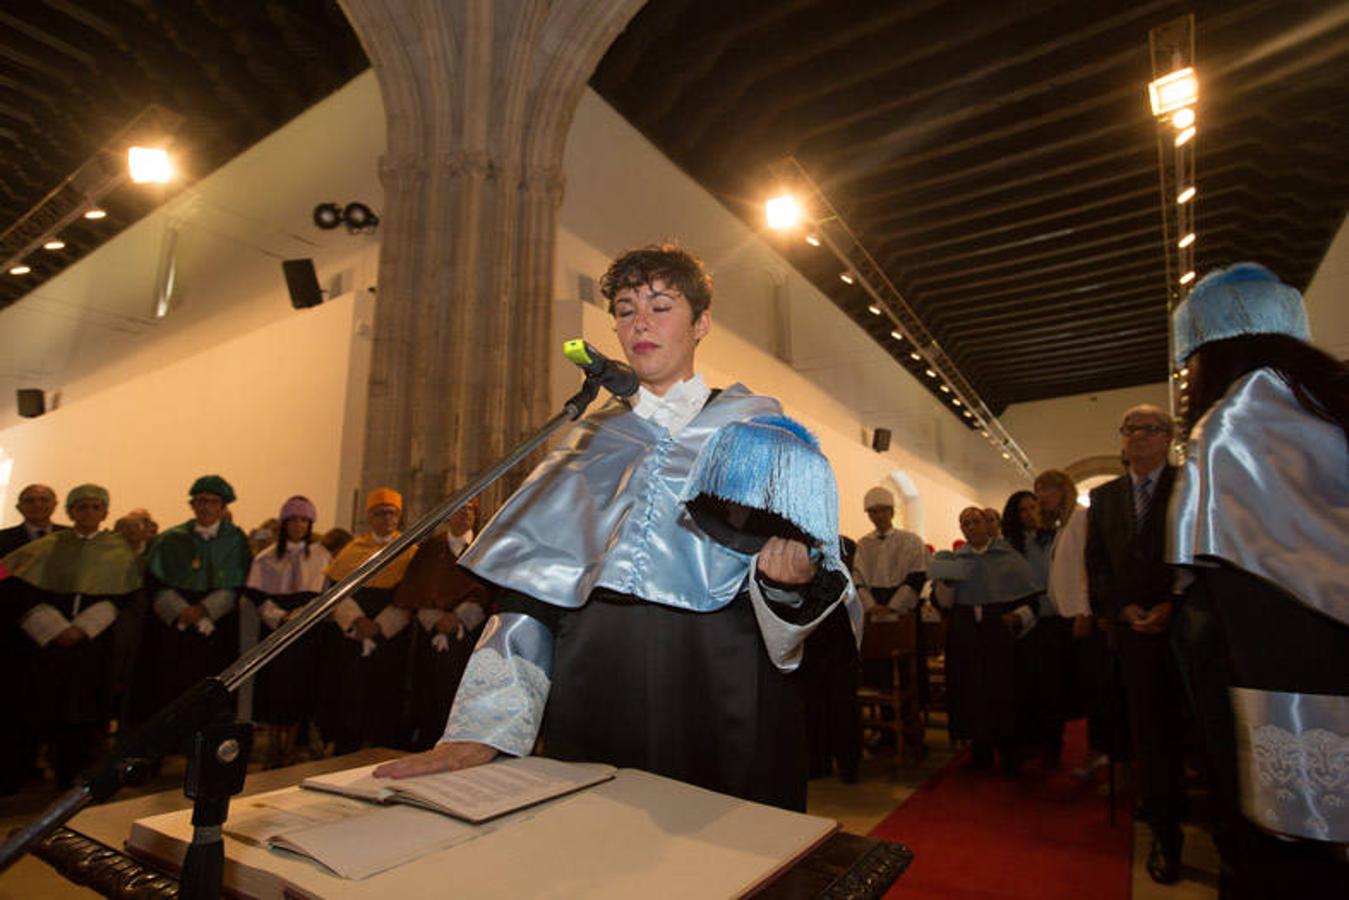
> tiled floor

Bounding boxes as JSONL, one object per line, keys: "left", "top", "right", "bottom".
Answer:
{"left": 1, "top": 728, "right": 1221, "bottom": 898}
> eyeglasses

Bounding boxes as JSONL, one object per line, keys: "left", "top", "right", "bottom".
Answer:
{"left": 1119, "top": 424, "right": 1169, "bottom": 436}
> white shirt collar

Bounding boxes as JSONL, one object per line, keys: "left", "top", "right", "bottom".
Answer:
{"left": 24, "top": 522, "right": 51, "bottom": 540}
{"left": 194, "top": 520, "right": 222, "bottom": 540}
{"left": 74, "top": 528, "right": 99, "bottom": 541}
{"left": 631, "top": 373, "right": 710, "bottom": 437}
{"left": 447, "top": 530, "right": 474, "bottom": 557}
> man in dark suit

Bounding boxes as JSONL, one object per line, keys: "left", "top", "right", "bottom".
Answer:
{"left": 1086, "top": 405, "right": 1187, "bottom": 885}
{"left": 0, "top": 483, "right": 66, "bottom": 558}
{"left": 2, "top": 483, "right": 67, "bottom": 792}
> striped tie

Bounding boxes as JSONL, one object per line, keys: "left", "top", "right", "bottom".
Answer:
{"left": 1135, "top": 475, "right": 1154, "bottom": 528}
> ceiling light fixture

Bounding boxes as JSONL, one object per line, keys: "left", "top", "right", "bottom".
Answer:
{"left": 953, "top": 399, "right": 962, "bottom": 406}
{"left": 43, "top": 240, "right": 65, "bottom": 251}
{"left": 866, "top": 303, "right": 881, "bottom": 315}
{"left": 939, "top": 385, "right": 951, "bottom": 393}
{"left": 890, "top": 329, "right": 903, "bottom": 340}
{"left": 1148, "top": 67, "right": 1198, "bottom": 116}
{"left": 804, "top": 233, "right": 821, "bottom": 247}
{"left": 840, "top": 272, "right": 856, "bottom": 285}
{"left": 909, "top": 351, "right": 921, "bottom": 361}
{"left": 1178, "top": 232, "right": 1195, "bottom": 249}
{"left": 1176, "top": 186, "right": 1195, "bottom": 204}
{"left": 925, "top": 369, "right": 936, "bottom": 378}
{"left": 9, "top": 265, "right": 31, "bottom": 275}
{"left": 1174, "top": 126, "right": 1196, "bottom": 146}
{"left": 764, "top": 194, "right": 801, "bottom": 230}
{"left": 1179, "top": 270, "right": 1195, "bottom": 285}
{"left": 1171, "top": 107, "right": 1195, "bottom": 129}
{"left": 84, "top": 208, "right": 107, "bottom": 220}
{"left": 128, "top": 146, "right": 174, "bottom": 184}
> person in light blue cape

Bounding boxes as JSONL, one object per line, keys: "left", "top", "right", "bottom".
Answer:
{"left": 374, "top": 244, "right": 858, "bottom": 811}
{"left": 931, "top": 506, "right": 1042, "bottom": 775}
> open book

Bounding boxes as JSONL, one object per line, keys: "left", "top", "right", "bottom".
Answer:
{"left": 300, "top": 755, "right": 615, "bottom": 823}
{"left": 127, "top": 765, "right": 839, "bottom": 897}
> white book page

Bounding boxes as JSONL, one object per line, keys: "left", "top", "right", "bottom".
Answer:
{"left": 271, "top": 804, "right": 478, "bottom": 880}
{"left": 299, "top": 763, "right": 394, "bottom": 802}
{"left": 225, "top": 794, "right": 374, "bottom": 846}
{"left": 389, "top": 757, "right": 616, "bottom": 822}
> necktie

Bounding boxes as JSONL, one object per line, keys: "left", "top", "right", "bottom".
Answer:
{"left": 1135, "top": 475, "right": 1154, "bottom": 527}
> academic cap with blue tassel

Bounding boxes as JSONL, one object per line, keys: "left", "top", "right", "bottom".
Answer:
{"left": 682, "top": 414, "right": 840, "bottom": 564}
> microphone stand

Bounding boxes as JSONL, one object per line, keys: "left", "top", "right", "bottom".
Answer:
{"left": 0, "top": 359, "right": 632, "bottom": 898}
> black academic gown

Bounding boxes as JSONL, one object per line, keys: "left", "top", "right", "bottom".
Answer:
{"left": 246, "top": 589, "right": 320, "bottom": 725}
{"left": 318, "top": 586, "right": 411, "bottom": 753}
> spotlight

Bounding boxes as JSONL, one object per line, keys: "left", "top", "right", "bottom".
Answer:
{"left": 925, "top": 369, "right": 936, "bottom": 378}
{"left": 1179, "top": 270, "right": 1195, "bottom": 285}
{"left": 1174, "top": 126, "right": 1196, "bottom": 147}
{"left": 840, "top": 272, "right": 856, "bottom": 285}
{"left": 1177, "top": 186, "right": 1196, "bottom": 204}
{"left": 963, "top": 411, "right": 974, "bottom": 419}
{"left": 342, "top": 202, "right": 379, "bottom": 233}
{"left": 804, "top": 233, "right": 821, "bottom": 247}
{"left": 1001, "top": 451, "right": 1012, "bottom": 460}
{"left": 939, "top": 385, "right": 951, "bottom": 393}
{"left": 43, "top": 240, "right": 65, "bottom": 251}
{"left": 953, "top": 398, "right": 962, "bottom": 406}
{"left": 1171, "top": 107, "right": 1195, "bottom": 129}
{"left": 1180, "top": 367, "right": 1189, "bottom": 377}
{"left": 9, "top": 265, "right": 31, "bottom": 275}
{"left": 313, "top": 202, "right": 343, "bottom": 230}
{"left": 909, "top": 351, "right": 921, "bottom": 361}
{"left": 84, "top": 208, "right": 107, "bottom": 220}
{"left": 1178, "top": 232, "right": 1195, "bottom": 249}
{"left": 890, "top": 329, "right": 903, "bottom": 340}
{"left": 765, "top": 194, "right": 801, "bottom": 230}
{"left": 1148, "top": 67, "right": 1198, "bottom": 116}
{"left": 866, "top": 303, "right": 881, "bottom": 315}
{"left": 128, "top": 146, "right": 173, "bottom": 184}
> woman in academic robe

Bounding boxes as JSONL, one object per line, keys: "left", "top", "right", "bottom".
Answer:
{"left": 932, "top": 506, "right": 1041, "bottom": 775}
{"left": 2, "top": 484, "right": 142, "bottom": 786}
{"left": 393, "top": 500, "right": 490, "bottom": 750}
{"left": 1168, "top": 263, "right": 1349, "bottom": 898}
{"left": 318, "top": 487, "right": 418, "bottom": 755}
{"left": 245, "top": 495, "right": 331, "bottom": 768}
{"left": 374, "top": 245, "right": 859, "bottom": 812}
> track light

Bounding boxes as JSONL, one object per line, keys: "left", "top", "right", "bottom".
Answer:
{"left": 9, "top": 265, "right": 31, "bottom": 275}
{"left": 890, "top": 329, "right": 903, "bottom": 340}
{"left": 1148, "top": 67, "right": 1198, "bottom": 116}
{"left": 1177, "top": 186, "right": 1195, "bottom": 204}
{"left": 1171, "top": 107, "right": 1195, "bottom": 129}
{"left": 939, "top": 385, "right": 951, "bottom": 393}
{"left": 43, "top": 240, "right": 65, "bottom": 251}
{"left": 804, "top": 233, "right": 821, "bottom": 247}
{"left": 866, "top": 303, "right": 881, "bottom": 315}
{"left": 840, "top": 272, "right": 856, "bottom": 285}
{"left": 909, "top": 351, "right": 921, "bottom": 361}
{"left": 313, "top": 203, "right": 342, "bottom": 230}
{"left": 925, "top": 369, "right": 936, "bottom": 379}
{"left": 128, "top": 146, "right": 173, "bottom": 184}
{"left": 765, "top": 194, "right": 801, "bottom": 230}
{"left": 1178, "top": 233, "right": 1195, "bottom": 249}
{"left": 1174, "top": 126, "right": 1196, "bottom": 146}
{"left": 342, "top": 202, "right": 379, "bottom": 232}
{"left": 84, "top": 208, "right": 107, "bottom": 220}
{"left": 1179, "top": 270, "right": 1195, "bottom": 285}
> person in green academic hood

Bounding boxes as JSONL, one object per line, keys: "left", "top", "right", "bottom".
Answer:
{"left": 1, "top": 484, "right": 142, "bottom": 788}
{"left": 134, "top": 475, "right": 252, "bottom": 723}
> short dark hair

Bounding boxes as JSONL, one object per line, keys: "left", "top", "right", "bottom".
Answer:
{"left": 600, "top": 243, "right": 712, "bottom": 320}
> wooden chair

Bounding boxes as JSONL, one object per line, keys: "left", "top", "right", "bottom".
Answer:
{"left": 856, "top": 614, "right": 924, "bottom": 762}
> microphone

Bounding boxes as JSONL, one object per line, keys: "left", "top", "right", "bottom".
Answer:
{"left": 563, "top": 339, "right": 640, "bottom": 398}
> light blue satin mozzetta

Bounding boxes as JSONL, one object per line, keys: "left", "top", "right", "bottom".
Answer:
{"left": 1168, "top": 368, "right": 1349, "bottom": 627}
{"left": 459, "top": 384, "right": 782, "bottom": 612}
{"left": 442, "top": 612, "right": 553, "bottom": 756}
{"left": 928, "top": 538, "right": 1042, "bottom": 606}
{"left": 1231, "top": 686, "right": 1349, "bottom": 842}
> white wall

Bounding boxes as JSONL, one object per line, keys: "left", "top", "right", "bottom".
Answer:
{"left": 1303, "top": 213, "right": 1349, "bottom": 360}
{"left": 999, "top": 381, "right": 1170, "bottom": 474}
{"left": 0, "top": 74, "right": 384, "bottom": 530}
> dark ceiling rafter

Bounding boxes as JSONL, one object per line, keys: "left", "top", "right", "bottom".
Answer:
{"left": 593, "top": 0, "right": 1349, "bottom": 415}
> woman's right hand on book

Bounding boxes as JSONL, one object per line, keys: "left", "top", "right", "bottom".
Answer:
{"left": 372, "top": 741, "right": 498, "bottom": 779}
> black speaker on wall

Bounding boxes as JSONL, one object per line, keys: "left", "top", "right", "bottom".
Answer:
{"left": 282, "top": 258, "right": 324, "bottom": 309}
{"left": 17, "top": 389, "right": 45, "bottom": 418}
{"left": 871, "top": 428, "right": 891, "bottom": 452}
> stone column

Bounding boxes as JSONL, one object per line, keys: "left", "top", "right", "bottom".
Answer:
{"left": 339, "top": 0, "right": 645, "bottom": 516}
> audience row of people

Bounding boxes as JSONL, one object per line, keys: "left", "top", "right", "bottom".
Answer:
{"left": 0, "top": 478, "right": 486, "bottom": 791}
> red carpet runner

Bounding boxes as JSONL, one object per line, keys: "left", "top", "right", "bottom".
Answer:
{"left": 868, "top": 721, "right": 1132, "bottom": 899}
